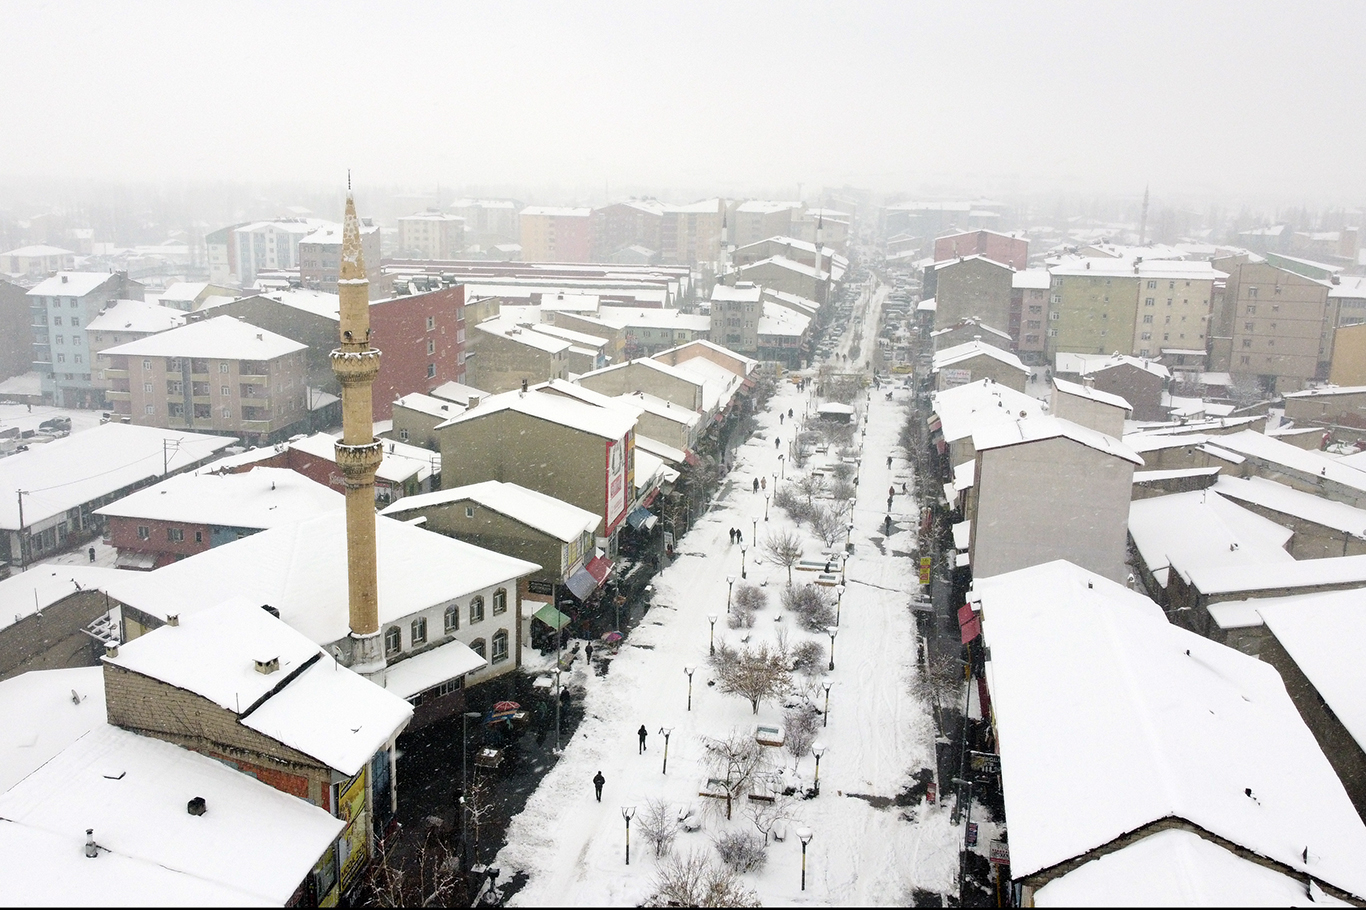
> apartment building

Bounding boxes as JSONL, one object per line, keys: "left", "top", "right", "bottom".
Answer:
{"left": 27, "top": 271, "right": 145, "bottom": 408}
{"left": 931, "top": 256, "right": 1014, "bottom": 336}
{"left": 88, "top": 298, "right": 186, "bottom": 397}
{"left": 1215, "top": 259, "right": 1332, "bottom": 393}
{"left": 0, "top": 245, "right": 76, "bottom": 278}
{"left": 731, "top": 201, "right": 802, "bottom": 248}
{"left": 298, "top": 220, "right": 382, "bottom": 293}
{"left": 660, "top": 199, "right": 723, "bottom": 265}
{"left": 397, "top": 212, "right": 467, "bottom": 260}
{"left": 1011, "top": 269, "right": 1052, "bottom": 361}
{"left": 709, "top": 284, "right": 762, "bottom": 355}
{"left": 519, "top": 207, "right": 593, "bottom": 262}
{"left": 591, "top": 201, "right": 663, "bottom": 260}
{"left": 102, "top": 315, "right": 309, "bottom": 445}
{"left": 229, "top": 219, "right": 325, "bottom": 287}
{"left": 933, "top": 229, "right": 1027, "bottom": 270}
{"left": 449, "top": 199, "right": 520, "bottom": 247}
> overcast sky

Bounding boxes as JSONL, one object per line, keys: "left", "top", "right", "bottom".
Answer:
{"left": 2, "top": 1, "right": 1362, "bottom": 204}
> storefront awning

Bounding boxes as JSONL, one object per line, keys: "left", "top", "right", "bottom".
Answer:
{"left": 641, "top": 488, "right": 660, "bottom": 508}
{"left": 627, "top": 506, "right": 658, "bottom": 531}
{"left": 565, "top": 554, "right": 613, "bottom": 601}
{"left": 683, "top": 450, "right": 700, "bottom": 466}
{"left": 114, "top": 551, "right": 157, "bottom": 571}
{"left": 585, "top": 555, "right": 612, "bottom": 583}
{"left": 531, "top": 601, "right": 572, "bottom": 631}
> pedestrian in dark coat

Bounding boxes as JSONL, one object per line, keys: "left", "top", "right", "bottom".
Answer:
{"left": 753, "top": 477, "right": 759, "bottom": 493}
{"left": 593, "top": 770, "right": 605, "bottom": 801}
{"left": 788, "top": 408, "right": 793, "bottom": 418}
{"left": 585, "top": 643, "right": 594, "bottom": 664}
{"left": 736, "top": 529, "right": 743, "bottom": 544}
{"left": 638, "top": 724, "right": 648, "bottom": 753}
{"left": 775, "top": 437, "right": 781, "bottom": 449}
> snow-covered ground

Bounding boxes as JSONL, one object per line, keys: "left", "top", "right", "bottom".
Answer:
{"left": 495, "top": 284, "right": 962, "bottom": 906}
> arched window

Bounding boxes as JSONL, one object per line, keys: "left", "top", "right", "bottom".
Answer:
{"left": 384, "top": 626, "right": 401, "bottom": 656}
{"left": 491, "top": 629, "right": 509, "bottom": 663}
{"left": 411, "top": 617, "right": 427, "bottom": 646}
{"left": 444, "top": 604, "right": 459, "bottom": 634}
{"left": 470, "top": 638, "right": 486, "bottom": 660}
{"left": 470, "top": 596, "right": 485, "bottom": 624}
{"left": 492, "top": 588, "right": 508, "bottom": 615}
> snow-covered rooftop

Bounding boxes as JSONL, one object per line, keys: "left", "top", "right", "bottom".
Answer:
{"left": 105, "top": 598, "right": 411, "bottom": 775}
{"left": 475, "top": 319, "right": 574, "bottom": 354}
{"left": 1215, "top": 475, "right": 1366, "bottom": 539}
{"left": 289, "top": 432, "right": 438, "bottom": 485}
{"left": 26, "top": 271, "right": 115, "bottom": 298}
{"left": 434, "top": 387, "right": 636, "bottom": 440}
{"left": 932, "top": 339, "right": 1029, "bottom": 375}
{"left": 393, "top": 391, "right": 465, "bottom": 420}
{"left": 382, "top": 479, "right": 600, "bottom": 542}
{"left": 711, "top": 284, "right": 763, "bottom": 303}
{"left": 102, "top": 315, "right": 305, "bottom": 361}
{"left": 1283, "top": 384, "right": 1366, "bottom": 399}
{"left": 519, "top": 206, "right": 591, "bottom": 218}
{"left": 973, "top": 415, "right": 1143, "bottom": 465}
{"left": 1215, "top": 430, "right": 1366, "bottom": 495}
{"left": 1128, "top": 490, "right": 1293, "bottom": 588}
{"left": 1055, "top": 351, "right": 1172, "bottom": 380}
{"left": 428, "top": 380, "right": 488, "bottom": 406}
{"left": 0, "top": 565, "right": 126, "bottom": 635}
{"left": 103, "top": 511, "right": 538, "bottom": 646}
{"left": 1051, "top": 376, "right": 1132, "bottom": 412}
{"left": 1047, "top": 258, "right": 1225, "bottom": 281}
{"left": 0, "top": 667, "right": 105, "bottom": 793}
{"left": 0, "top": 722, "right": 343, "bottom": 905}
{"left": 1012, "top": 268, "right": 1052, "bottom": 290}
{"left": 975, "top": 559, "right": 1366, "bottom": 896}
{"left": 95, "top": 466, "right": 341, "bottom": 529}
{"left": 619, "top": 390, "right": 702, "bottom": 427}
{"left": 0, "top": 424, "right": 236, "bottom": 531}
{"left": 931, "top": 379, "right": 1049, "bottom": 444}
{"left": 1184, "top": 552, "right": 1366, "bottom": 597}
{"left": 736, "top": 255, "right": 827, "bottom": 281}
{"left": 87, "top": 298, "right": 186, "bottom": 334}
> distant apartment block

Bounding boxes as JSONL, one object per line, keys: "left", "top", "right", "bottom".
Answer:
{"left": 298, "top": 220, "right": 382, "bottom": 293}
{"left": 449, "top": 199, "right": 520, "bottom": 247}
{"left": 519, "top": 207, "right": 593, "bottom": 262}
{"left": 398, "top": 212, "right": 467, "bottom": 259}
{"left": 731, "top": 201, "right": 802, "bottom": 248}
{"left": 1212, "top": 257, "right": 1331, "bottom": 393}
{"left": 660, "top": 200, "right": 724, "bottom": 265}
{"left": 933, "top": 229, "right": 1028, "bottom": 270}
{"left": 27, "top": 271, "right": 145, "bottom": 408}
{"left": 0, "top": 245, "right": 76, "bottom": 279}
{"left": 230, "top": 219, "right": 325, "bottom": 287}
{"left": 591, "top": 201, "right": 663, "bottom": 261}
{"left": 102, "top": 315, "right": 309, "bottom": 445}
{"left": 709, "top": 284, "right": 762, "bottom": 354}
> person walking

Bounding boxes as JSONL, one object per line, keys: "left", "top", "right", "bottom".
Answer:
{"left": 638, "top": 725, "right": 648, "bottom": 753}
{"left": 585, "top": 642, "right": 594, "bottom": 664}
{"left": 775, "top": 436, "right": 781, "bottom": 449}
{"left": 593, "top": 770, "right": 605, "bottom": 801}
{"left": 760, "top": 476, "right": 767, "bottom": 491}
{"left": 736, "top": 528, "right": 743, "bottom": 544}
{"left": 753, "top": 477, "right": 759, "bottom": 493}
{"left": 779, "top": 413, "right": 784, "bottom": 425}
{"left": 886, "top": 455, "right": 892, "bottom": 468}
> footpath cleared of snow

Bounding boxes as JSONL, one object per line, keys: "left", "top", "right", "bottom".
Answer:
{"left": 496, "top": 349, "right": 960, "bottom": 903}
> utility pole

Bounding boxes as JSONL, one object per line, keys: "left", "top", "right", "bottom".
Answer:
{"left": 16, "top": 491, "right": 26, "bottom": 572}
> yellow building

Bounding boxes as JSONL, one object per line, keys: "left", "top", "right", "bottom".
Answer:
{"left": 1329, "top": 322, "right": 1366, "bottom": 387}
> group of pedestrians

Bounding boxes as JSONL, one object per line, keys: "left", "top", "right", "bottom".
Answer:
{"left": 591, "top": 725, "right": 650, "bottom": 801}
{"left": 728, "top": 527, "right": 744, "bottom": 544}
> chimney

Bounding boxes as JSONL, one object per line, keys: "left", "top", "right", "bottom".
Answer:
{"left": 254, "top": 655, "right": 280, "bottom": 675}
{"left": 103, "top": 641, "right": 119, "bottom": 659}
{"left": 166, "top": 614, "right": 179, "bottom": 627}
{"left": 467, "top": 394, "right": 480, "bottom": 409}
{"left": 521, "top": 378, "right": 528, "bottom": 394}
{"left": 187, "top": 796, "right": 207, "bottom": 816}
{"left": 62, "top": 275, "right": 69, "bottom": 284}
{"left": 85, "top": 829, "right": 97, "bottom": 858}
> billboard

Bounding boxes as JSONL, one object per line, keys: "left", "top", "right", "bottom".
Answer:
{"left": 605, "top": 435, "right": 629, "bottom": 534}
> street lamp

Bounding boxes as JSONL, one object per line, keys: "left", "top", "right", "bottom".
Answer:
{"left": 553, "top": 667, "right": 563, "bottom": 753}
{"left": 622, "top": 806, "right": 636, "bottom": 865}
{"left": 779, "top": 453, "right": 786, "bottom": 479}
{"left": 835, "top": 583, "right": 845, "bottom": 625}
{"left": 797, "top": 827, "right": 813, "bottom": 891}
{"left": 740, "top": 544, "right": 748, "bottom": 579}
{"left": 827, "top": 626, "right": 838, "bottom": 671}
{"left": 764, "top": 490, "right": 770, "bottom": 520}
{"left": 822, "top": 679, "right": 833, "bottom": 727}
{"left": 684, "top": 665, "right": 696, "bottom": 710}
{"left": 751, "top": 516, "right": 758, "bottom": 542}
{"left": 812, "top": 742, "right": 826, "bottom": 795}
{"left": 726, "top": 575, "right": 736, "bottom": 614}
{"left": 708, "top": 613, "right": 718, "bottom": 656}
{"left": 660, "top": 726, "right": 673, "bottom": 775}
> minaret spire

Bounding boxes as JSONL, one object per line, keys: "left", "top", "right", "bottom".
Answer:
{"left": 331, "top": 184, "right": 385, "bottom": 677}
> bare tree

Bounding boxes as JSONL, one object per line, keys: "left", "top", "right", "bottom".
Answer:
{"left": 789, "top": 640, "right": 826, "bottom": 676}
{"left": 784, "top": 705, "right": 821, "bottom": 771}
{"left": 644, "top": 849, "right": 761, "bottom": 908}
{"left": 781, "top": 584, "right": 836, "bottom": 632}
{"left": 810, "top": 506, "right": 844, "bottom": 549}
{"left": 710, "top": 642, "right": 792, "bottom": 715}
{"left": 463, "top": 772, "right": 497, "bottom": 868}
{"left": 636, "top": 798, "right": 678, "bottom": 859}
{"left": 794, "top": 474, "right": 827, "bottom": 506}
{"left": 364, "top": 826, "right": 467, "bottom": 908}
{"left": 829, "top": 480, "right": 856, "bottom": 507}
{"left": 734, "top": 583, "right": 768, "bottom": 613}
{"left": 701, "top": 729, "right": 770, "bottom": 820}
{"left": 763, "top": 530, "right": 805, "bottom": 584}
{"left": 911, "top": 651, "right": 966, "bottom": 736}
{"left": 745, "top": 791, "right": 799, "bottom": 844}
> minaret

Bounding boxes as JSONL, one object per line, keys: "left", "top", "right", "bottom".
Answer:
{"left": 1139, "top": 185, "right": 1150, "bottom": 246}
{"left": 330, "top": 185, "right": 385, "bottom": 676}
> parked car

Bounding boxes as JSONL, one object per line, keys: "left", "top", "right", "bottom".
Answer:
{"left": 39, "top": 416, "right": 71, "bottom": 433}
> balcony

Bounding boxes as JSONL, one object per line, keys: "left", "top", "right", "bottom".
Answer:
{"left": 105, "top": 390, "right": 130, "bottom": 401}
{"left": 105, "top": 368, "right": 128, "bottom": 379}
{"left": 239, "top": 374, "right": 269, "bottom": 384}
{"left": 238, "top": 419, "right": 275, "bottom": 433}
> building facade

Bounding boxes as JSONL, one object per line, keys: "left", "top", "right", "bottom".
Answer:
{"left": 27, "top": 271, "right": 145, "bottom": 408}
{"left": 519, "top": 207, "right": 593, "bottom": 262}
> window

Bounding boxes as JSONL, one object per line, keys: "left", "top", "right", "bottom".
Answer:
{"left": 1245, "top": 322, "right": 1255, "bottom": 331}
{"left": 465, "top": 506, "right": 475, "bottom": 518}
{"left": 437, "top": 679, "right": 462, "bottom": 697}
{"left": 71, "top": 317, "right": 79, "bottom": 327}
{"left": 385, "top": 626, "right": 401, "bottom": 656}
{"left": 1242, "top": 338, "right": 1253, "bottom": 348}
{"left": 471, "top": 638, "right": 486, "bottom": 660}
{"left": 53, "top": 315, "right": 63, "bottom": 326}
{"left": 1274, "top": 286, "right": 1282, "bottom": 295}
{"left": 68, "top": 299, "right": 76, "bottom": 308}
{"left": 144, "top": 404, "right": 155, "bottom": 414}
{"left": 221, "top": 386, "right": 229, "bottom": 396}
{"left": 55, "top": 335, "right": 64, "bottom": 345}
{"left": 1166, "top": 299, "right": 1172, "bottom": 307}
{"left": 1248, "top": 287, "right": 1258, "bottom": 298}
{"left": 1246, "top": 305, "right": 1256, "bottom": 315}
{"left": 426, "top": 316, "right": 436, "bottom": 331}
{"left": 194, "top": 530, "right": 203, "bottom": 543}
{"left": 491, "top": 630, "right": 509, "bottom": 663}
{"left": 221, "top": 407, "right": 230, "bottom": 418}
{"left": 470, "top": 596, "right": 485, "bottom": 624}
{"left": 219, "top": 362, "right": 229, "bottom": 373}
{"left": 1145, "top": 298, "right": 1154, "bottom": 306}
{"left": 1168, "top": 281, "right": 1175, "bottom": 289}
{"left": 143, "top": 382, "right": 153, "bottom": 392}
{"left": 137, "top": 526, "right": 150, "bottom": 540}
{"left": 398, "top": 428, "right": 410, "bottom": 442}
{"left": 1142, "top": 314, "right": 1153, "bottom": 323}
{"left": 1147, "top": 280, "right": 1157, "bottom": 289}
{"left": 144, "top": 358, "right": 153, "bottom": 370}
{"left": 411, "top": 617, "right": 428, "bottom": 645}
{"left": 493, "top": 588, "right": 508, "bottom": 615}
{"left": 427, "top": 339, "right": 435, "bottom": 355}
{"left": 72, "top": 335, "right": 81, "bottom": 345}
{"left": 444, "top": 604, "right": 459, "bottom": 633}
{"left": 427, "top": 363, "right": 436, "bottom": 378}
{"left": 1048, "top": 311, "right": 1059, "bottom": 320}
{"left": 1140, "top": 331, "right": 1152, "bottom": 340}
{"left": 1240, "top": 355, "right": 1251, "bottom": 365}
{"left": 168, "top": 528, "right": 184, "bottom": 542}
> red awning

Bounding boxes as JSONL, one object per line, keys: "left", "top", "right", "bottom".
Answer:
{"left": 585, "top": 555, "right": 612, "bottom": 584}
{"left": 641, "top": 488, "right": 660, "bottom": 508}
{"left": 958, "top": 604, "right": 982, "bottom": 644}
{"left": 683, "top": 450, "right": 700, "bottom": 466}
{"left": 741, "top": 378, "right": 756, "bottom": 390}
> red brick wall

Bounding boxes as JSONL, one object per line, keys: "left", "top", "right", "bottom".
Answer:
{"left": 210, "top": 751, "right": 313, "bottom": 802}
{"left": 934, "top": 231, "right": 1028, "bottom": 270}
{"left": 107, "top": 515, "right": 212, "bottom": 564}
{"left": 371, "top": 285, "right": 465, "bottom": 419}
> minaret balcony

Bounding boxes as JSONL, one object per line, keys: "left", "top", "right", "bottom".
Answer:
{"left": 329, "top": 347, "right": 381, "bottom": 384}
{"left": 334, "top": 438, "right": 384, "bottom": 474}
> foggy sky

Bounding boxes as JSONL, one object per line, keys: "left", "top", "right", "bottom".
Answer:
{"left": 3, "top": 0, "right": 1363, "bottom": 203}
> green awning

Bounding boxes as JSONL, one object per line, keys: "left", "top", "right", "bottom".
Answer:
{"left": 532, "top": 602, "right": 572, "bottom": 630}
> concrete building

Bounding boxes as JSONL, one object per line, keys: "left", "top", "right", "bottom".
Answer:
{"left": 709, "top": 283, "right": 762, "bottom": 354}
{"left": 27, "top": 271, "right": 146, "bottom": 408}
{"left": 932, "top": 339, "right": 1029, "bottom": 392}
{"left": 1283, "top": 385, "right": 1366, "bottom": 430}
{"left": 660, "top": 199, "right": 723, "bottom": 266}
{"left": 102, "top": 315, "right": 309, "bottom": 445}
{"left": 1011, "top": 268, "right": 1052, "bottom": 361}
{"left": 0, "top": 245, "right": 76, "bottom": 278}
{"left": 730, "top": 236, "right": 842, "bottom": 277}
{"left": 1056, "top": 352, "right": 1170, "bottom": 422}
{"left": 969, "top": 417, "right": 1142, "bottom": 583}
{"left": 449, "top": 199, "right": 520, "bottom": 247}
{"left": 390, "top": 391, "right": 466, "bottom": 449}
{"left": 1213, "top": 475, "right": 1366, "bottom": 560}
{"left": 1214, "top": 258, "right": 1332, "bottom": 393}
{"left": 228, "top": 219, "right": 325, "bottom": 288}
{"left": 0, "top": 277, "right": 33, "bottom": 383}
{"left": 397, "top": 211, "right": 466, "bottom": 260}
{"left": 929, "top": 318, "right": 1012, "bottom": 353}
{"left": 929, "top": 256, "right": 1014, "bottom": 336}
{"left": 731, "top": 201, "right": 801, "bottom": 248}
{"left": 932, "top": 229, "right": 1027, "bottom": 270}
{"left": 1329, "top": 323, "right": 1366, "bottom": 387}
{"left": 298, "top": 220, "right": 382, "bottom": 293}
{"left": 466, "top": 318, "right": 571, "bottom": 393}
{"left": 434, "top": 389, "right": 637, "bottom": 551}
{"left": 155, "top": 281, "right": 238, "bottom": 312}
{"left": 757, "top": 301, "right": 811, "bottom": 368}
{"left": 591, "top": 201, "right": 663, "bottom": 261}
{"left": 1049, "top": 377, "right": 1131, "bottom": 437}
{"left": 732, "top": 256, "right": 830, "bottom": 305}
{"left": 283, "top": 432, "right": 439, "bottom": 505}
{"left": 87, "top": 298, "right": 186, "bottom": 398}
{"left": 519, "top": 207, "right": 593, "bottom": 263}
{"left": 614, "top": 308, "right": 711, "bottom": 359}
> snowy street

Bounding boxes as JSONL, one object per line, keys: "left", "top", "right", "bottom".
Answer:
{"left": 493, "top": 286, "right": 962, "bottom": 906}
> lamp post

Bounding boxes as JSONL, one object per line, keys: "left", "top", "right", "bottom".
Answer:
{"left": 822, "top": 679, "right": 833, "bottom": 727}
{"left": 726, "top": 575, "right": 736, "bottom": 614}
{"left": 660, "top": 726, "right": 673, "bottom": 775}
{"left": 622, "top": 806, "right": 636, "bottom": 865}
{"left": 772, "top": 471, "right": 778, "bottom": 491}
{"left": 707, "top": 614, "right": 718, "bottom": 656}
{"left": 740, "top": 544, "right": 748, "bottom": 579}
{"left": 764, "top": 490, "right": 770, "bottom": 520}
{"left": 827, "top": 626, "right": 838, "bottom": 671}
{"left": 751, "top": 516, "right": 758, "bottom": 542}
{"left": 779, "top": 453, "right": 785, "bottom": 479}
{"left": 684, "top": 665, "right": 696, "bottom": 710}
{"left": 553, "top": 667, "right": 563, "bottom": 753}
{"left": 812, "top": 742, "right": 826, "bottom": 795}
{"left": 835, "top": 584, "right": 845, "bottom": 625}
{"left": 797, "top": 827, "right": 813, "bottom": 891}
